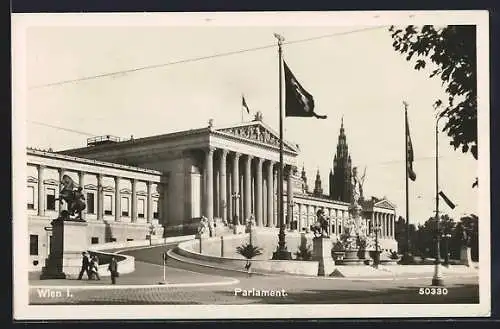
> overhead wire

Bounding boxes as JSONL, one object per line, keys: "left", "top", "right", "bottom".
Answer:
{"left": 28, "top": 26, "right": 387, "bottom": 90}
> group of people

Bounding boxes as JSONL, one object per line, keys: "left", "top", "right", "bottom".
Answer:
{"left": 78, "top": 251, "right": 119, "bottom": 284}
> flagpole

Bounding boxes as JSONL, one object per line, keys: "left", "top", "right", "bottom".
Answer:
{"left": 241, "top": 94, "right": 244, "bottom": 123}
{"left": 272, "top": 33, "right": 291, "bottom": 260}
{"left": 432, "top": 112, "right": 445, "bottom": 285}
{"left": 403, "top": 101, "right": 413, "bottom": 264}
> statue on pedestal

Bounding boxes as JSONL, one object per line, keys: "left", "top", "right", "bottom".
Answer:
{"left": 310, "top": 209, "right": 329, "bottom": 238}
{"left": 56, "top": 175, "right": 86, "bottom": 221}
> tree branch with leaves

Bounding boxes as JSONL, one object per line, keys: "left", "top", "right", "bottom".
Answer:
{"left": 389, "top": 25, "right": 477, "bottom": 186}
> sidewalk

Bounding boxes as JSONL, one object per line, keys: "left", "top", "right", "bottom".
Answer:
{"left": 30, "top": 260, "right": 236, "bottom": 287}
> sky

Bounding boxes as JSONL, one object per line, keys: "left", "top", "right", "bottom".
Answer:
{"left": 18, "top": 12, "right": 484, "bottom": 226}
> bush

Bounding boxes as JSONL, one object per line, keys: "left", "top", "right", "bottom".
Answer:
{"left": 236, "top": 243, "right": 263, "bottom": 260}
{"left": 295, "top": 244, "right": 313, "bottom": 261}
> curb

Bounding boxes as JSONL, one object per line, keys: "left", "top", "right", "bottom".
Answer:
{"left": 167, "top": 249, "right": 479, "bottom": 281}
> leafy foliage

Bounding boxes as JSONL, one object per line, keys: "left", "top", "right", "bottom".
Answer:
{"left": 295, "top": 244, "right": 313, "bottom": 261}
{"left": 397, "top": 214, "right": 478, "bottom": 261}
{"left": 236, "top": 243, "right": 263, "bottom": 260}
{"left": 389, "top": 25, "right": 477, "bottom": 167}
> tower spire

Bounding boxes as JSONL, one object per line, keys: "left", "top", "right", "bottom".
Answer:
{"left": 330, "top": 117, "right": 352, "bottom": 202}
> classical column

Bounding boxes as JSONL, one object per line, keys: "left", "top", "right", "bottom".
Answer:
{"left": 286, "top": 166, "right": 294, "bottom": 228}
{"left": 232, "top": 152, "right": 240, "bottom": 225}
{"left": 78, "top": 171, "right": 86, "bottom": 220}
{"left": 386, "top": 214, "right": 389, "bottom": 237}
{"left": 266, "top": 161, "right": 274, "bottom": 227}
{"left": 273, "top": 168, "right": 278, "bottom": 227}
{"left": 37, "top": 165, "right": 45, "bottom": 216}
{"left": 391, "top": 214, "right": 396, "bottom": 239}
{"left": 255, "top": 157, "right": 263, "bottom": 226}
{"left": 383, "top": 213, "right": 387, "bottom": 238}
{"left": 297, "top": 203, "right": 303, "bottom": 231}
{"left": 97, "top": 174, "right": 103, "bottom": 220}
{"left": 219, "top": 149, "right": 228, "bottom": 224}
{"left": 114, "top": 177, "right": 121, "bottom": 222}
{"left": 244, "top": 155, "right": 253, "bottom": 222}
{"left": 205, "top": 147, "right": 215, "bottom": 221}
{"left": 57, "top": 168, "right": 64, "bottom": 212}
{"left": 131, "top": 178, "right": 137, "bottom": 222}
{"left": 147, "top": 181, "right": 153, "bottom": 223}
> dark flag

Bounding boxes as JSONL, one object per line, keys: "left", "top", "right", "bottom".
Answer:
{"left": 406, "top": 114, "right": 416, "bottom": 181}
{"left": 242, "top": 95, "right": 250, "bottom": 114}
{"left": 284, "top": 61, "right": 327, "bottom": 119}
{"left": 439, "top": 191, "right": 456, "bottom": 209}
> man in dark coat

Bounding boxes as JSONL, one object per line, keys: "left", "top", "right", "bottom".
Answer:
{"left": 108, "top": 257, "right": 118, "bottom": 285}
{"left": 77, "top": 252, "right": 90, "bottom": 280}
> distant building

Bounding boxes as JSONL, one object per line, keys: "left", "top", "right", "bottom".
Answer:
{"left": 329, "top": 118, "right": 352, "bottom": 203}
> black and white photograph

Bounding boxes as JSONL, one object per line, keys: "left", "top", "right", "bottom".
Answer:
{"left": 12, "top": 11, "right": 490, "bottom": 319}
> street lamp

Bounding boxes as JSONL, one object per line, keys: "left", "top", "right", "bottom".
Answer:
{"left": 288, "top": 200, "right": 296, "bottom": 230}
{"left": 432, "top": 110, "right": 446, "bottom": 286}
{"left": 370, "top": 220, "right": 382, "bottom": 268}
{"left": 442, "top": 233, "right": 452, "bottom": 266}
{"left": 231, "top": 192, "right": 241, "bottom": 227}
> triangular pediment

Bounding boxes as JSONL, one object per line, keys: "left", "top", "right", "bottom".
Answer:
{"left": 215, "top": 121, "right": 299, "bottom": 153}
{"left": 374, "top": 199, "right": 396, "bottom": 210}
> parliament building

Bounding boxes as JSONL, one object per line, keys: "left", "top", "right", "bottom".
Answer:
{"left": 27, "top": 113, "right": 397, "bottom": 271}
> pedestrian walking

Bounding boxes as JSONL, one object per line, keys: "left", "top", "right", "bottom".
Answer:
{"left": 108, "top": 256, "right": 119, "bottom": 285}
{"left": 89, "top": 255, "right": 100, "bottom": 280}
{"left": 77, "top": 252, "right": 90, "bottom": 280}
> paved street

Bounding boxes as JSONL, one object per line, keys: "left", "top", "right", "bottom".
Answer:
{"left": 29, "top": 243, "right": 479, "bottom": 305}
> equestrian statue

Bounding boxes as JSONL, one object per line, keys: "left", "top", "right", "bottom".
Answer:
{"left": 56, "top": 174, "right": 86, "bottom": 220}
{"left": 310, "top": 208, "right": 329, "bottom": 238}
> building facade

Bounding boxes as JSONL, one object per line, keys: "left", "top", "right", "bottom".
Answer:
{"left": 27, "top": 148, "right": 165, "bottom": 270}
{"left": 27, "top": 113, "right": 397, "bottom": 270}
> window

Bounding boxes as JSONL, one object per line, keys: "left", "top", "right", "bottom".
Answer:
{"left": 338, "top": 225, "right": 342, "bottom": 234}
{"left": 27, "top": 186, "right": 35, "bottom": 209}
{"left": 332, "top": 225, "right": 336, "bottom": 234}
{"left": 121, "top": 197, "right": 129, "bottom": 216}
{"left": 104, "top": 195, "right": 113, "bottom": 215}
{"left": 153, "top": 200, "right": 159, "bottom": 219}
{"left": 137, "top": 199, "right": 145, "bottom": 218}
{"left": 86, "top": 193, "right": 95, "bottom": 214}
{"left": 127, "top": 238, "right": 134, "bottom": 242}
{"left": 91, "top": 237, "right": 99, "bottom": 244}
{"left": 46, "top": 188, "right": 56, "bottom": 210}
{"left": 30, "top": 235, "right": 38, "bottom": 255}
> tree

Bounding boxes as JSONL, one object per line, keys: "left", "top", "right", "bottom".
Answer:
{"left": 236, "top": 243, "right": 263, "bottom": 260}
{"left": 389, "top": 25, "right": 477, "bottom": 186}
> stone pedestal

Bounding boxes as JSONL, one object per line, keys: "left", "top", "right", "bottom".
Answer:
{"left": 40, "top": 218, "right": 89, "bottom": 280}
{"left": 460, "top": 246, "right": 472, "bottom": 267}
{"left": 312, "top": 237, "right": 335, "bottom": 276}
{"left": 233, "top": 225, "right": 245, "bottom": 235}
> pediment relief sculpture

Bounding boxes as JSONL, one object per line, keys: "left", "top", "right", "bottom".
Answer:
{"left": 217, "top": 124, "right": 296, "bottom": 152}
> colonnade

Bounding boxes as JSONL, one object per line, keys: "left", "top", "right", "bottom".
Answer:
{"left": 203, "top": 147, "right": 295, "bottom": 227}
{"left": 32, "top": 164, "right": 158, "bottom": 223}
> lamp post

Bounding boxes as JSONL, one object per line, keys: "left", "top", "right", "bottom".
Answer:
{"left": 231, "top": 192, "right": 241, "bottom": 228}
{"left": 371, "top": 220, "right": 382, "bottom": 268}
{"left": 288, "top": 201, "right": 296, "bottom": 230}
{"left": 432, "top": 111, "right": 446, "bottom": 286}
{"left": 442, "top": 233, "right": 452, "bottom": 266}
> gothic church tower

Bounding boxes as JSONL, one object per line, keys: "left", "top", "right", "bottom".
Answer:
{"left": 329, "top": 117, "right": 352, "bottom": 203}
